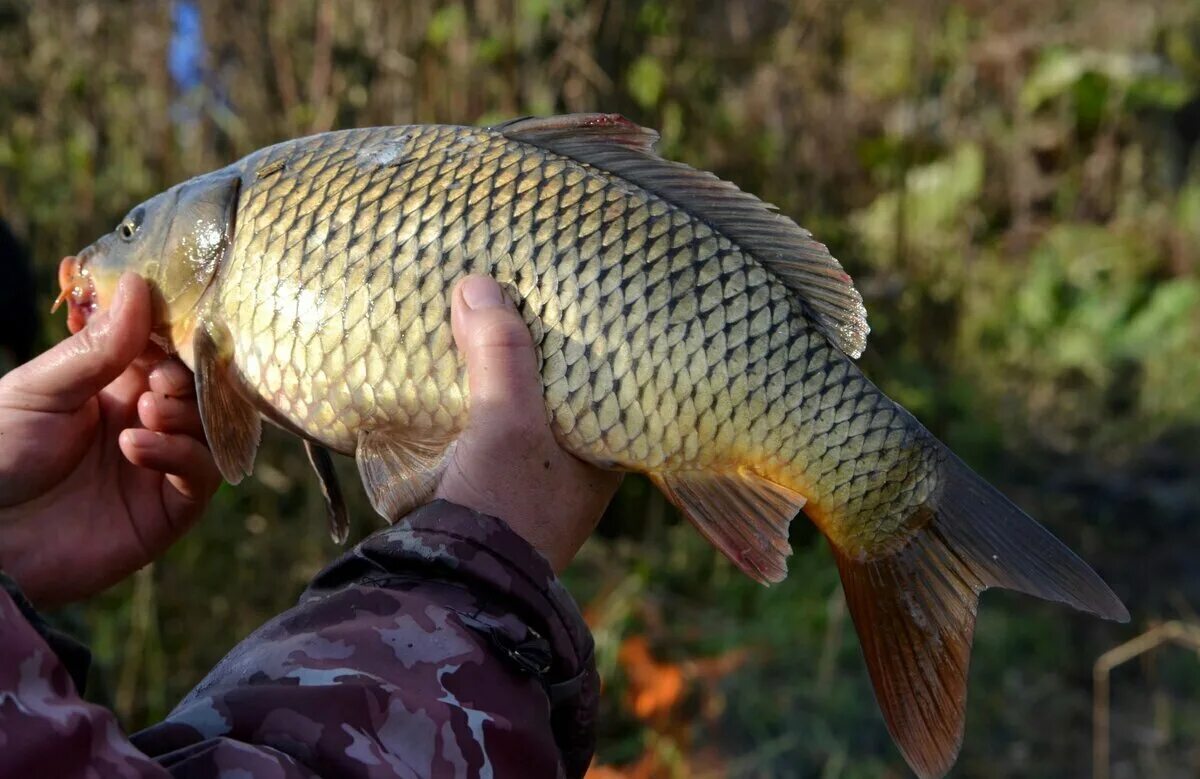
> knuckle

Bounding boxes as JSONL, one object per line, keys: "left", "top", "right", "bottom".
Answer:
{"left": 155, "top": 360, "right": 194, "bottom": 395}
{"left": 469, "top": 312, "right": 534, "bottom": 352}
{"left": 72, "top": 322, "right": 121, "bottom": 371}
{"left": 71, "top": 326, "right": 99, "bottom": 356}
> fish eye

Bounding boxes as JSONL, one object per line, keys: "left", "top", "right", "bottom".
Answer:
{"left": 116, "top": 207, "right": 145, "bottom": 242}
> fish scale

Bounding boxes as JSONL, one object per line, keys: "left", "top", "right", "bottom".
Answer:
{"left": 63, "top": 113, "right": 1127, "bottom": 779}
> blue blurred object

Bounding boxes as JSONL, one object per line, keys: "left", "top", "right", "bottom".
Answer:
{"left": 169, "top": 0, "right": 209, "bottom": 129}
{"left": 168, "top": 0, "right": 204, "bottom": 93}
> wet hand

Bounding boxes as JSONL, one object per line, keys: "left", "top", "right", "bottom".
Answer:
{"left": 437, "top": 276, "right": 622, "bottom": 572}
{"left": 0, "top": 273, "right": 220, "bottom": 607}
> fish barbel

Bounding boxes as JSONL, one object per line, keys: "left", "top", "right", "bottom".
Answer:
{"left": 61, "top": 114, "right": 1127, "bottom": 777}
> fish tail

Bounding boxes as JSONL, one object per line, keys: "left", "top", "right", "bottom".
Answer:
{"left": 830, "top": 449, "right": 1128, "bottom": 779}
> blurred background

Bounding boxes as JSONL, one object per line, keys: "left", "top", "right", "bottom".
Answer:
{"left": 1, "top": 0, "right": 1199, "bottom": 776}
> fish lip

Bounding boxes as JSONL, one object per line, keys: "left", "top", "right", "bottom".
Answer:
{"left": 56, "top": 248, "right": 98, "bottom": 334}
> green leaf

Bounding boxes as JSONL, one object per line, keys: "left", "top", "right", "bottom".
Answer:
{"left": 844, "top": 10, "right": 914, "bottom": 100}
{"left": 628, "top": 55, "right": 665, "bottom": 109}
{"left": 1072, "top": 70, "right": 1111, "bottom": 132}
{"left": 1021, "top": 48, "right": 1087, "bottom": 112}
{"left": 1117, "top": 279, "right": 1200, "bottom": 355}
{"left": 1125, "top": 74, "right": 1194, "bottom": 110}
{"left": 518, "top": 0, "right": 556, "bottom": 25}
{"left": 426, "top": 4, "right": 466, "bottom": 47}
{"left": 851, "top": 143, "right": 984, "bottom": 267}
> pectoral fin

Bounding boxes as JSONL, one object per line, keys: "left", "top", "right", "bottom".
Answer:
{"left": 650, "top": 469, "right": 807, "bottom": 584}
{"left": 304, "top": 440, "right": 349, "bottom": 543}
{"left": 194, "top": 321, "right": 261, "bottom": 484}
{"left": 355, "top": 430, "right": 457, "bottom": 522}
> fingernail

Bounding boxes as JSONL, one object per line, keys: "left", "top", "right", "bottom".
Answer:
{"left": 461, "top": 276, "right": 504, "bottom": 310}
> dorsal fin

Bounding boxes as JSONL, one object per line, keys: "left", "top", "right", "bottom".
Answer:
{"left": 493, "top": 113, "right": 869, "bottom": 358}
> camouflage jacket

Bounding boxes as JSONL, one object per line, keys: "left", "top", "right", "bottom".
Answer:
{"left": 0, "top": 501, "right": 599, "bottom": 778}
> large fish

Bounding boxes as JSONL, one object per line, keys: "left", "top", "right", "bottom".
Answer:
{"left": 58, "top": 114, "right": 1127, "bottom": 777}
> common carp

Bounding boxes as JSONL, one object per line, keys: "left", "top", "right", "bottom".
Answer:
{"left": 58, "top": 114, "right": 1127, "bottom": 778}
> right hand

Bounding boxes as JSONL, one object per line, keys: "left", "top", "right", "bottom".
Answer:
{"left": 436, "top": 276, "right": 623, "bottom": 572}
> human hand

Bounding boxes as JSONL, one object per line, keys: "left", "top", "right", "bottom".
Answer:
{"left": 437, "top": 276, "right": 622, "bottom": 572}
{"left": 0, "top": 273, "right": 220, "bottom": 607}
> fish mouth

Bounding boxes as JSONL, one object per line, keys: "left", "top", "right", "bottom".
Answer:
{"left": 53, "top": 250, "right": 98, "bottom": 334}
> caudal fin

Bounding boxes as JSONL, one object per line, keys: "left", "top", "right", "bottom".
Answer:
{"left": 833, "top": 452, "right": 1128, "bottom": 779}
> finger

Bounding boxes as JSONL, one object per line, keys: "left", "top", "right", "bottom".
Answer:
{"left": 147, "top": 358, "right": 196, "bottom": 397}
{"left": 137, "top": 391, "right": 205, "bottom": 439}
{"left": 119, "top": 428, "right": 220, "bottom": 504}
{"left": 450, "top": 276, "right": 545, "bottom": 422}
{"left": 1, "top": 273, "right": 151, "bottom": 412}
{"left": 131, "top": 341, "right": 170, "bottom": 373}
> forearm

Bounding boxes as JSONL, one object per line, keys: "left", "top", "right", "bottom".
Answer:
{"left": 136, "top": 500, "right": 599, "bottom": 778}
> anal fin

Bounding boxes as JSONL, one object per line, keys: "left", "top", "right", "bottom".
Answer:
{"left": 304, "top": 440, "right": 349, "bottom": 543}
{"left": 356, "top": 429, "right": 457, "bottom": 523}
{"left": 194, "top": 322, "right": 261, "bottom": 484}
{"left": 650, "top": 469, "right": 807, "bottom": 584}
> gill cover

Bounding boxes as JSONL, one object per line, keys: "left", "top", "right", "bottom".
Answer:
{"left": 156, "top": 172, "right": 242, "bottom": 311}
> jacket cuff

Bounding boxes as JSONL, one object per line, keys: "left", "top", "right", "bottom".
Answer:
{"left": 0, "top": 571, "right": 91, "bottom": 694}
{"left": 304, "top": 500, "right": 599, "bottom": 777}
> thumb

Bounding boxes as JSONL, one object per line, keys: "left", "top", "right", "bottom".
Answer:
{"left": 2, "top": 273, "right": 152, "bottom": 412}
{"left": 450, "top": 276, "right": 545, "bottom": 421}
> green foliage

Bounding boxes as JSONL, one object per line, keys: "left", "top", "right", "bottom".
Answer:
{"left": 627, "top": 55, "right": 665, "bottom": 109}
{"left": 957, "top": 222, "right": 1200, "bottom": 451}
{"left": 852, "top": 142, "right": 984, "bottom": 285}
{"left": 1023, "top": 47, "right": 1193, "bottom": 116}
{"left": 426, "top": 4, "right": 466, "bottom": 47}
{"left": 844, "top": 10, "right": 915, "bottom": 101}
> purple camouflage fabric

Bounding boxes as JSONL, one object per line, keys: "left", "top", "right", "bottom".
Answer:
{"left": 0, "top": 501, "right": 600, "bottom": 778}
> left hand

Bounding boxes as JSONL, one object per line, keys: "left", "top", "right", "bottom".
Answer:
{"left": 0, "top": 273, "right": 221, "bottom": 607}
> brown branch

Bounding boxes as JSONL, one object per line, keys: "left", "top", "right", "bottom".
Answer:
{"left": 308, "top": 0, "right": 335, "bottom": 132}
{"left": 267, "top": 0, "right": 301, "bottom": 114}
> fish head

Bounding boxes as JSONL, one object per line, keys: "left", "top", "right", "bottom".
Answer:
{"left": 59, "top": 171, "right": 242, "bottom": 356}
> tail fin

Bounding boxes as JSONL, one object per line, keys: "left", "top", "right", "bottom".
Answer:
{"left": 832, "top": 452, "right": 1128, "bottom": 779}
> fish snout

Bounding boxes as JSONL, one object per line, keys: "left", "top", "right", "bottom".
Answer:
{"left": 54, "top": 251, "right": 98, "bottom": 334}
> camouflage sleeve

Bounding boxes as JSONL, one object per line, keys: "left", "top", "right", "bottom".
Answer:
{"left": 0, "top": 574, "right": 169, "bottom": 778}
{"left": 0, "top": 502, "right": 598, "bottom": 778}
{"left": 131, "top": 499, "right": 600, "bottom": 778}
